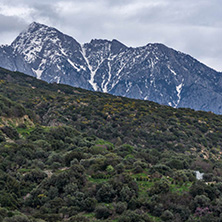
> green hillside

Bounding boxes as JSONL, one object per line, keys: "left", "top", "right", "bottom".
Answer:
{"left": 0, "top": 67, "right": 222, "bottom": 221}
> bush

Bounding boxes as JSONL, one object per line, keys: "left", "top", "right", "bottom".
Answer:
{"left": 3, "top": 215, "right": 30, "bottom": 222}
{"left": 160, "top": 210, "right": 174, "bottom": 221}
{"left": 118, "top": 210, "right": 151, "bottom": 222}
{"left": 0, "top": 132, "right": 5, "bottom": 143}
{"left": 194, "top": 195, "right": 210, "bottom": 208}
{"left": 96, "top": 183, "right": 115, "bottom": 203}
{"left": 150, "top": 179, "right": 170, "bottom": 195}
{"left": 84, "top": 197, "right": 97, "bottom": 212}
{"left": 1, "top": 126, "right": 19, "bottom": 140}
{"left": 68, "top": 215, "right": 90, "bottom": 222}
{"left": 119, "top": 185, "right": 136, "bottom": 202}
{"left": 23, "top": 169, "right": 47, "bottom": 184}
{"left": 150, "top": 164, "right": 172, "bottom": 175}
{"left": 95, "top": 205, "right": 111, "bottom": 219}
{"left": 116, "top": 202, "right": 127, "bottom": 214}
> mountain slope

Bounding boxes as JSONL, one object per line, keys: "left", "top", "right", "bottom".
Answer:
{"left": 0, "top": 22, "right": 222, "bottom": 114}
{"left": 1, "top": 66, "right": 222, "bottom": 151}
{"left": 1, "top": 67, "right": 222, "bottom": 221}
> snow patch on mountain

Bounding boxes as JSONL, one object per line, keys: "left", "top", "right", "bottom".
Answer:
{"left": 32, "top": 68, "right": 43, "bottom": 79}
{"left": 81, "top": 46, "right": 98, "bottom": 91}
{"left": 175, "top": 83, "right": 183, "bottom": 107}
{"left": 103, "top": 60, "right": 112, "bottom": 93}
{"left": 167, "top": 65, "right": 177, "bottom": 76}
{"left": 68, "top": 59, "right": 81, "bottom": 72}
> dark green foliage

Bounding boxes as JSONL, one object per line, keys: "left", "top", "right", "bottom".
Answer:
{"left": 118, "top": 210, "right": 152, "bottom": 222}
{"left": 1, "top": 126, "right": 19, "bottom": 140}
{"left": 0, "top": 131, "right": 5, "bottom": 143}
{"left": 119, "top": 185, "right": 136, "bottom": 202}
{"left": 160, "top": 210, "right": 174, "bottom": 221}
{"left": 1, "top": 67, "right": 222, "bottom": 154}
{"left": 1, "top": 68, "right": 222, "bottom": 221}
{"left": 150, "top": 164, "right": 172, "bottom": 175}
{"left": 115, "top": 201, "right": 127, "bottom": 214}
{"left": 96, "top": 182, "right": 115, "bottom": 203}
{"left": 149, "top": 179, "right": 170, "bottom": 195}
{"left": 0, "top": 192, "right": 19, "bottom": 208}
{"left": 194, "top": 195, "right": 210, "bottom": 208}
{"left": 68, "top": 215, "right": 90, "bottom": 222}
{"left": 2, "top": 215, "right": 30, "bottom": 222}
{"left": 23, "top": 169, "right": 47, "bottom": 183}
{"left": 95, "top": 205, "right": 111, "bottom": 219}
{"left": 0, "top": 96, "right": 25, "bottom": 118}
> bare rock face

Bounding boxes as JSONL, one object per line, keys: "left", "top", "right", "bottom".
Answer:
{"left": 1, "top": 22, "right": 222, "bottom": 114}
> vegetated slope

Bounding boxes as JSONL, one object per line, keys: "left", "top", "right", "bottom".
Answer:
{"left": 1, "top": 67, "right": 222, "bottom": 221}
{"left": 1, "top": 22, "right": 222, "bottom": 114}
{"left": 1, "top": 67, "right": 222, "bottom": 153}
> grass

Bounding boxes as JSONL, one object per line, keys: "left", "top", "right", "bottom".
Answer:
{"left": 88, "top": 176, "right": 109, "bottom": 184}
{"left": 18, "top": 168, "right": 31, "bottom": 173}
{"left": 170, "top": 182, "right": 192, "bottom": 193}
{"left": 135, "top": 174, "right": 192, "bottom": 197}
{"left": 84, "top": 212, "right": 96, "bottom": 218}
{"left": 17, "top": 127, "right": 35, "bottom": 136}
{"left": 147, "top": 213, "right": 161, "bottom": 222}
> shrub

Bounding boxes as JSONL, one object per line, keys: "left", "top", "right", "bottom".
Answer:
{"left": 3, "top": 215, "right": 30, "bottom": 222}
{"left": 0, "top": 132, "right": 5, "bottom": 143}
{"left": 118, "top": 210, "right": 151, "bottom": 222}
{"left": 68, "top": 215, "right": 90, "bottom": 222}
{"left": 95, "top": 205, "right": 111, "bottom": 219}
{"left": 150, "top": 179, "right": 170, "bottom": 195}
{"left": 160, "top": 210, "right": 174, "bottom": 221}
{"left": 116, "top": 202, "right": 127, "bottom": 214}
{"left": 96, "top": 183, "right": 115, "bottom": 203}
{"left": 1, "top": 126, "right": 19, "bottom": 140}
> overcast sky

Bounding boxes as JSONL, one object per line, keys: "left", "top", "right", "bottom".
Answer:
{"left": 0, "top": 0, "right": 221, "bottom": 71}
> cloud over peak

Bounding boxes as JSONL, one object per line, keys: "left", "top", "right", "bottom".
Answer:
{"left": 0, "top": 0, "right": 221, "bottom": 71}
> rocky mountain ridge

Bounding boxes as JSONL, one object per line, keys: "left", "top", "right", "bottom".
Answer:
{"left": 0, "top": 22, "right": 222, "bottom": 114}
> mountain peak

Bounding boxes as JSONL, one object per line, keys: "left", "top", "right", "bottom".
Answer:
{"left": 89, "top": 39, "right": 111, "bottom": 45}
{"left": 22, "top": 22, "right": 50, "bottom": 35}
{"left": 111, "top": 39, "right": 127, "bottom": 54}
{"left": 28, "top": 21, "right": 43, "bottom": 28}
{"left": 13, "top": 22, "right": 60, "bottom": 41}
{"left": 11, "top": 22, "right": 64, "bottom": 55}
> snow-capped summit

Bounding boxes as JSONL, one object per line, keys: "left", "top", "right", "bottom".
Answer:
{"left": 0, "top": 22, "right": 222, "bottom": 114}
{"left": 1, "top": 22, "right": 92, "bottom": 88}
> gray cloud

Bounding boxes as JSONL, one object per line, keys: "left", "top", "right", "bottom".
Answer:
{"left": 0, "top": 0, "right": 221, "bottom": 71}
{"left": 0, "top": 14, "right": 26, "bottom": 31}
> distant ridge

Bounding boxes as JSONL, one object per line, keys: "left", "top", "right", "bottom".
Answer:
{"left": 0, "top": 22, "right": 222, "bottom": 114}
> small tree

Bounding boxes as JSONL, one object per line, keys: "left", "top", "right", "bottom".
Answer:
{"left": 160, "top": 210, "right": 174, "bottom": 221}
{"left": 95, "top": 205, "right": 111, "bottom": 219}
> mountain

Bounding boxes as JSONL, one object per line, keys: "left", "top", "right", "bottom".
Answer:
{"left": 1, "top": 22, "right": 222, "bottom": 114}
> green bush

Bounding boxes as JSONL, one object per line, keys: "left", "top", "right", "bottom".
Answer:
{"left": 95, "top": 205, "right": 111, "bottom": 219}
{"left": 1, "top": 126, "right": 19, "bottom": 140}
{"left": 3, "top": 215, "right": 30, "bottom": 222}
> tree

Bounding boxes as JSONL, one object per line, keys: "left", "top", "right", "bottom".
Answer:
{"left": 194, "top": 195, "right": 210, "bottom": 208}
{"left": 95, "top": 205, "right": 111, "bottom": 219}
{"left": 118, "top": 210, "right": 152, "bottom": 222}
{"left": 96, "top": 183, "right": 115, "bottom": 203}
{"left": 115, "top": 202, "right": 127, "bottom": 214}
{"left": 119, "top": 185, "right": 136, "bottom": 202}
{"left": 160, "top": 210, "right": 174, "bottom": 221}
{"left": 149, "top": 179, "right": 170, "bottom": 195}
{"left": 3, "top": 215, "right": 30, "bottom": 222}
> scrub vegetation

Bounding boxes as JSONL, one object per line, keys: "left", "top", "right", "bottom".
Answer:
{"left": 0, "top": 67, "right": 222, "bottom": 221}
